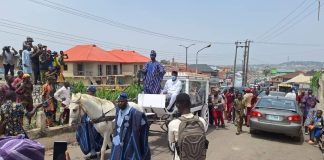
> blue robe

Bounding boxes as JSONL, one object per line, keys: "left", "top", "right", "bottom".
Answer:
{"left": 109, "top": 107, "right": 151, "bottom": 160}
{"left": 143, "top": 61, "right": 165, "bottom": 94}
{"left": 22, "top": 50, "right": 32, "bottom": 74}
{"left": 76, "top": 114, "right": 103, "bottom": 155}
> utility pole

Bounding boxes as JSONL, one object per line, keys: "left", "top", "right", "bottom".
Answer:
{"left": 245, "top": 40, "right": 251, "bottom": 86}
{"left": 179, "top": 44, "right": 195, "bottom": 71}
{"left": 241, "top": 39, "right": 252, "bottom": 87}
{"left": 242, "top": 40, "right": 247, "bottom": 87}
{"left": 233, "top": 41, "right": 245, "bottom": 86}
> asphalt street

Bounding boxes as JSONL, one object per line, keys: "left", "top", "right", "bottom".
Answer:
{"left": 44, "top": 122, "right": 323, "bottom": 160}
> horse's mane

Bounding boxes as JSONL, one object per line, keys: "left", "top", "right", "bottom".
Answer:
{"left": 80, "top": 93, "right": 115, "bottom": 106}
{"left": 72, "top": 93, "right": 116, "bottom": 115}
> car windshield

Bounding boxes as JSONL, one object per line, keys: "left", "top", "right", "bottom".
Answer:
{"left": 258, "top": 91, "right": 286, "bottom": 97}
{"left": 256, "top": 98, "right": 296, "bottom": 111}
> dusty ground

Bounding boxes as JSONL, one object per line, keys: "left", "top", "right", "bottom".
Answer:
{"left": 42, "top": 123, "right": 323, "bottom": 160}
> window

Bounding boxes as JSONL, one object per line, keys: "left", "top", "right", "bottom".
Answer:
{"left": 120, "top": 64, "right": 122, "bottom": 74}
{"left": 98, "top": 64, "right": 103, "bottom": 76}
{"left": 64, "top": 64, "right": 68, "bottom": 71}
{"left": 139, "top": 65, "right": 143, "bottom": 69}
{"left": 77, "top": 64, "right": 83, "bottom": 75}
{"left": 113, "top": 65, "right": 118, "bottom": 75}
{"left": 134, "top": 65, "right": 138, "bottom": 74}
{"left": 106, "top": 65, "right": 112, "bottom": 75}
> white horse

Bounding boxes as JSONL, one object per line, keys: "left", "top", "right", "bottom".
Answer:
{"left": 69, "top": 93, "right": 144, "bottom": 160}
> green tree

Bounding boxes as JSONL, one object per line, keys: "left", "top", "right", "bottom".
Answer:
{"left": 263, "top": 68, "right": 271, "bottom": 77}
{"left": 310, "top": 71, "right": 322, "bottom": 91}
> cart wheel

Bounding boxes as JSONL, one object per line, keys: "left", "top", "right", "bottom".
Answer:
{"left": 200, "top": 105, "right": 209, "bottom": 131}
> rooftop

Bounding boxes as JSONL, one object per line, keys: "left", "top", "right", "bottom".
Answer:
{"left": 65, "top": 44, "right": 149, "bottom": 63}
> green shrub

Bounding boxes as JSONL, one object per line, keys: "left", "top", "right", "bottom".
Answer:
{"left": 71, "top": 81, "right": 143, "bottom": 101}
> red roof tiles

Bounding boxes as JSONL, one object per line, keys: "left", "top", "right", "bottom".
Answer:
{"left": 65, "top": 44, "right": 149, "bottom": 63}
{"left": 107, "top": 49, "right": 150, "bottom": 63}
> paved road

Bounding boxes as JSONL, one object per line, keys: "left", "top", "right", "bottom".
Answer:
{"left": 44, "top": 123, "right": 322, "bottom": 160}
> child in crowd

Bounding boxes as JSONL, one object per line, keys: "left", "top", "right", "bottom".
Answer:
{"left": 211, "top": 95, "right": 225, "bottom": 128}
{"left": 308, "top": 110, "right": 323, "bottom": 146}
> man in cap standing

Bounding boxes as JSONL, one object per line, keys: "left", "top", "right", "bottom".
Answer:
{"left": 30, "top": 44, "right": 43, "bottom": 85}
{"left": 22, "top": 45, "right": 33, "bottom": 82}
{"left": 142, "top": 50, "right": 165, "bottom": 94}
{"left": 110, "top": 92, "right": 151, "bottom": 160}
{"left": 76, "top": 85, "right": 104, "bottom": 159}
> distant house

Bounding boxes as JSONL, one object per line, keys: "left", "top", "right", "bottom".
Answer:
{"left": 270, "top": 71, "right": 305, "bottom": 88}
{"left": 271, "top": 68, "right": 295, "bottom": 75}
{"left": 64, "top": 44, "right": 149, "bottom": 86}
{"left": 189, "top": 64, "right": 217, "bottom": 76}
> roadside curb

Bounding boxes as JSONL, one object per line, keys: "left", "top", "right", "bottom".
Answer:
{"left": 27, "top": 125, "right": 76, "bottom": 140}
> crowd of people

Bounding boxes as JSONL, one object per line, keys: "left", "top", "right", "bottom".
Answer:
{"left": 2, "top": 37, "right": 68, "bottom": 84}
{"left": 0, "top": 37, "right": 71, "bottom": 137}
{"left": 1, "top": 46, "right": 323, "bottom": 160}
{"left": 208, "top": 87, "right": 259, "bottom": 135}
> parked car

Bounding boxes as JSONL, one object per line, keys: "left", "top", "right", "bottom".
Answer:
{"left": 0, "top": 68, "right": 4, "bottom": 81}
{"left": 258, "top": 91, "right": 286, "bottom": 98}
{"left": 250, "top": 96, "right": 303, "bottom": 141}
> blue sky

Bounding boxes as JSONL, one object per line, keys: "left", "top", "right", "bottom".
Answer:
{"left": 0, "top": 0, "right": 323, "bottom": 65}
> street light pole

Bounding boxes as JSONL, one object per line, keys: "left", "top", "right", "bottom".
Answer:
{"left": 179, "top": 44, "right": 195, "bottom": 71}
{"left": 195, "top": 44, "right": 212, "bottom": 74}
{"left": 233, "top": 42, "right": 238, "bottom": 86}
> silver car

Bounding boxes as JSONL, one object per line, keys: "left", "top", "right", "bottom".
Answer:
{"left": 258, "top": 91, "right": 286, "bottom": 98}
{"left": 250, "top": 96, "right": 303, "bottom": 141}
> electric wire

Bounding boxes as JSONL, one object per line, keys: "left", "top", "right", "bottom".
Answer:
{"left": 27, "top": 0, "right": 233, "bottom": 45}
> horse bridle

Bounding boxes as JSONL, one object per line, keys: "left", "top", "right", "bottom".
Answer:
{"left": 70, "top": 96, "right": 115, "bottom": 125}
{"left": 70, "top": 96, "right": 85, "bottom": 126}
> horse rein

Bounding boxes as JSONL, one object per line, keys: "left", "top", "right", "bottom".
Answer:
{"left": 70, "top": 96, "right": 115, "bottom": 125}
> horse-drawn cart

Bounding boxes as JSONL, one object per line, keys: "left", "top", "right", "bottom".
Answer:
{"left": 138, "top": 72, "right": 210, "bottom": 151}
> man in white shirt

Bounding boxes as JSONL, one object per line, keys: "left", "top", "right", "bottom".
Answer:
{"left": 161, "top": 71, "right": 182, "bottom": 113}
{"left": 54, "top": 82, "right": 71, "bottom": 124}
{"left": 285, "top": 88, "right": 296, "bottom": 100}
{"left": 168, "top": 93, "right": 207, "bottom": 160}
{"left": 1, "top": 46, "right": 18, "bottom": 77}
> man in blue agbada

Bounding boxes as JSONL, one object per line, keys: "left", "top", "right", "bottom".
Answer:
{"left": 143, "top": 50, "right": 165, "bottom": 94}
{"left": 109, "top": 92, "right": 151, "bottom": 160}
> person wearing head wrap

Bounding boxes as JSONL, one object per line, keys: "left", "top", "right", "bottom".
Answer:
{"left": 15, "top": 74, "right": 34, "bottom": 128}
{"left": 142, "top": 50, "right": 165, "bottom": 94}
{"left": 110, "top": 92, "right": 151, "bottom": 160}
{"left": 11, "top": 70, "right": 24, "bottom": 103}
{"left": 41, "top": 76, "right": 56, "bottom": 128}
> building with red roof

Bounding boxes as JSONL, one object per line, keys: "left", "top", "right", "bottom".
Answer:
{"left": 64, "top": 44, "right": 150, "bottom": 85}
